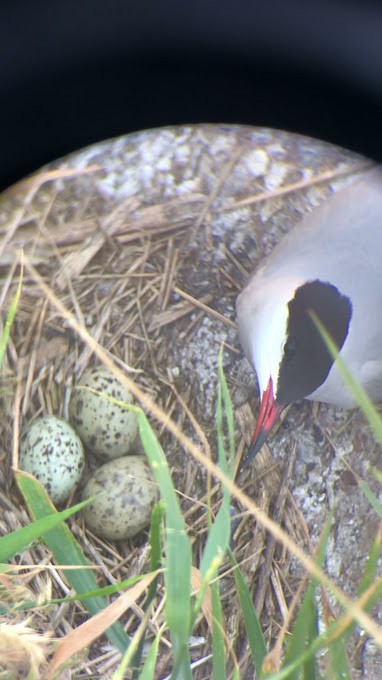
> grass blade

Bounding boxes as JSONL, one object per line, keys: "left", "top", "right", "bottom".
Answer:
{"left": 199, "top": 355, "right": 233, "bottom": 584}
{"left": 228, "top": 549, "right": 267, "bottom": 676}
{"left": 302, "top": 608, "right": 320, "bottom": 680}
{"left": 138, "top": 632, "right": 161, "bottom": 680}
{"left": 218, "top": 349, "right": 235, "bottom": 475}
{"left": 283, "top": 578, "right": 319, "bottom": 674}
{"left": 0, "top": 493, "right": 94, "bottom": 561}
{"left": 0, "top": 259, "right": 23, "bottom": 369}
{"left": 136, "top": 409, "right": 192, "bottom": 679}
{"left": 326, "top": 635, "right": 351, "bottom": 680}
{"left": 211, "top": 580, "right": 226, "bottom": 680}
{"left": 358, "top": 480, "right": 382, "bottom": 519}
{"left": 16, "top": 469, "right": 131, "bottom": 654}
{"left": 1, "top": 573, "right": 153, "bottom": 615}
{"left": 358, "top": 526, "right": 382, "bottom": 596}
{"left": 112, "top": 606, "right": 154, "bottom": 680}
{"left": 284, "top": 516, "right": 332, "bottom": 677}
{"left": 193, "top": 355, "right": 234, "bottom": 667}
{"left": 132, "top": 501, "right": 165, "bottom": 678}
{"left": 311, "top": 312, "right": 382, "bottom": 443}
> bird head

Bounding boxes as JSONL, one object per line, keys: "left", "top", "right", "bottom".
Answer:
{"left": 237, "top": 276, "right": 352, "bottom": 466}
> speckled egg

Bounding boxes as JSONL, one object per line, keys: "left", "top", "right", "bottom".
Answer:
{"left": 82, "top": 456, "right": 158, "bottom": 540}
{"left": 69, "top": 366, "right": 138, "bottom": 460}
{"left": 19, "top": 415, "right": 85, "bottom": 504}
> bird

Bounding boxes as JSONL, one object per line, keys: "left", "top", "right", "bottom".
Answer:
{"left": 236, "top": 167, "right": 382, "bottom": 467}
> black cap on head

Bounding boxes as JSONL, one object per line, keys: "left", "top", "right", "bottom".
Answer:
{"left": 276, "top": 280, "right": 352, "bottom": 404}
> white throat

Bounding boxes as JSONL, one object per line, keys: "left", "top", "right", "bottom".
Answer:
{"left": 237, "top": 274, "right": 305, "bottom": 397}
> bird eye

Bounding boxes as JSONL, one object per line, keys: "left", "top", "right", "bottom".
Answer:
{"left": 283, "top": 337, "right": 296, "bottom": 362}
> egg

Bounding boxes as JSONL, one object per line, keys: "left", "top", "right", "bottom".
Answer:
{"left": 69, "top": 366, "right": 138, "bottom": 460}
{"left": 82, "top": 456, "right": 158, "bottom": 540}
{"left": 19, "top": 415, "right": 85, "bottom": 504}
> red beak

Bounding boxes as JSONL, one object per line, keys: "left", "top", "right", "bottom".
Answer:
{"left": 241, "top": 378, "right": 284, "bottom": 468}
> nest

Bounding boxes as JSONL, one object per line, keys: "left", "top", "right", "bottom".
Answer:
{"left": 0, "top": 124, "right": 373, "bottom": 678}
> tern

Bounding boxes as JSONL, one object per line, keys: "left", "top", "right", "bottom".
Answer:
{"left": 237, "top": 168, "right": 382, "bottom": 466}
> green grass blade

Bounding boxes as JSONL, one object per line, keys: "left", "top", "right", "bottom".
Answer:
{"left": 132, "top": 501, "right": 164, "bottom": 678}
{"left": 284, "top": 515, "right": 332, "bottom": 676}
{"left": 231, "top": 666, "right": 240, "bottom": 680}
{"left": 234, "top": 520, "right": 379, "bottom": 680}
{"left": 0, "top": 261, "right": 23, "bottom": 369}
{"left": 0, "top": 495, "right": 94, "bottom": 561}
{"left": 302, "top": 608, "right": 320, "bottom": 680}
{"left": 112, "top": 606, "right": 153, "bottom": 680}
{"left": 275, "top": 516, "right": 378, "bottom": 680}
{"left": 228, "top": 549, "right": 267, "bottom": 676}
{"left": 311, "top": 312, "right": 382, "bottom": 443}
{"left": 321, "top": 582, "right": 382, "bottom": 653}
{"left": 16, "top": 469, "right": 131, "bottom": 655}
{"left": 358, "top": 528, "right": 382, "bottom": 596}
{"left": 1, "top": 573, "right": 152, "bottom": 614}
{"left": 211, "top": 580, "right": 226, "bottom": 680}
{"left": 209, "top": 358, "right": 238, "bottom": 680}
{"left": 136, "top": 409, "right": 192, "bottom": 679}
{"left": 309, "top": 314, "right": 382, "bottom": 677}
{"left": 138, "top": 632, "right": 161, "bottom": 680}
{"left": 284, "top": 576, "right": 319, "bottom": 673}
{"left": 326, "top": 635, "right": 351, "bottom": 680}
{"left": 218, "top": 349, "right": 235, "bottom": 475}
{"left": 199, "top": 356, "right": 233, "bottom": 582}
{"left": 199, "top": 503, "right": 231, "bottom": 582}
{"left": 149, "top": 500, "right": 165, "bottom": 573}
{"left": 269, "top": 601, "right": 372, "bottom": 680}
{"left": 371, "top": 467, "right": 382, "bottom": 484}
{"left": 194, "top": 357, "right": 236, "bottom": 677}
{"left": 358, "top": 480, "right": 382, "bottom": 518}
